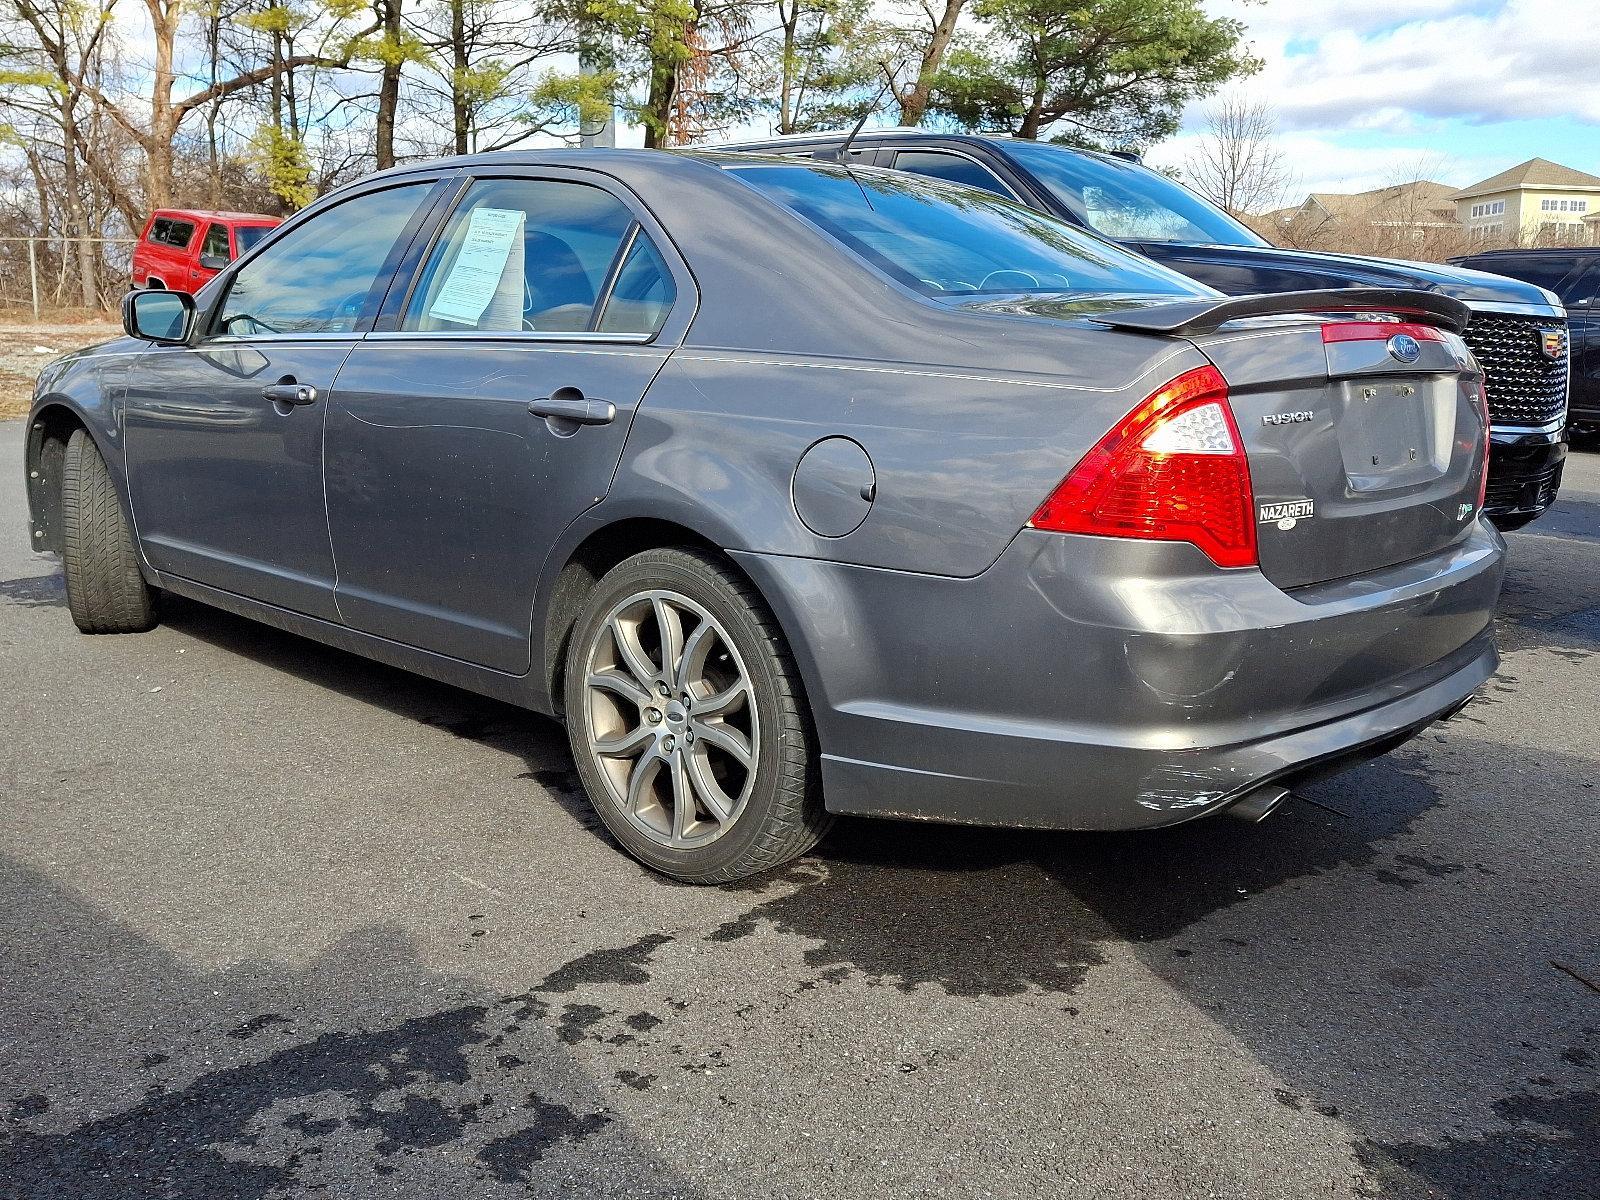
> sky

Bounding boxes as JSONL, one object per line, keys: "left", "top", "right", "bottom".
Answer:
{"left": 68, "top": 0, "right": 1600, "bottom": 203}
{"left": 1141, "top": 0, "right": 1600, "bottom": 200}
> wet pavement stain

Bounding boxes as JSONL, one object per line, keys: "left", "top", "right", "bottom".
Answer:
{"left": 0, "top": 573, "right": 64, "bottom": 608}
{"left": 1355, "top": 1086, "right": 1599, "bottom": 1199}
{"left": 0, "top": 928, "right": 684, "bottom": 1199}
{"left": 476, "top": 1097, "right": 610, "bottom": 1184}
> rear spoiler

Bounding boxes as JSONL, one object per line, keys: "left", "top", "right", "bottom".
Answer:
{"left": 1089, "top": 289, "right": 1471, "bottom": 337}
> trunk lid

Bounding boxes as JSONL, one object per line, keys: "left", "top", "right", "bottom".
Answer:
{"left": 1190, "top": 317, "right": 1487, "bottom": 589}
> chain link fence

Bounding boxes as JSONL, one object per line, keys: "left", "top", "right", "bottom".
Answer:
{"left": 0, "top": 236, "right": 138, "bottom": 318}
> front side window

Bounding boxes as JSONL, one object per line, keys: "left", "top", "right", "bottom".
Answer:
{"left": 216, "top": 183, "right": 431, "bottom": 337}
{"left": 404, "top": 178, "right": 658, "bottom": 334}
{"left": 893, "top": 150, "right": 1015, "bottom": 199}
{"left": 729, "top": 162, "right": 1208, "bottom": 299}
{"left": 201, "top": 223, "right": 231, "bottom": 260}
{"left": 235, "top": 225, "right": 272, "bottom": 254}
{"left": 1000, "top": 141, "right": 1269, "bottom": 247}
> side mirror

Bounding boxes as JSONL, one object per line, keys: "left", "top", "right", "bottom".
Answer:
{"left": 198, "top": 253, "right": 229, "bottom": 271}
{"left": 123, "top": 288, "right": 196, "bottom": 344}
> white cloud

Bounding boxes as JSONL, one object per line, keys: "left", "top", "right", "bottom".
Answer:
{"left": 1209, "top": 0, "right": 1600, "bottom": 129}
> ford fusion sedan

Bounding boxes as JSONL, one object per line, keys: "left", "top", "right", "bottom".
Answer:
{"left": 725, "top": 131, "right": 1569, "bottom": 531}
{"left": 25, "top": 151, "right": 1504, "bottom": 882}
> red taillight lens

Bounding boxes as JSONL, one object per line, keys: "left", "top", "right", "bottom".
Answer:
{"left": 1029, "top": 365, "right": 1257, "bottom": 569}
{"left": 1320, "top": 320, "right": 1445, "bottom": 344}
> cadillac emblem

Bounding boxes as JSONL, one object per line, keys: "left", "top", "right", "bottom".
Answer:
{"left": 1538, "top": 328, "right": 1566, "bottom": 361}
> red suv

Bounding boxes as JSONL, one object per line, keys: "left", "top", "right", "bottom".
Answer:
{"left": 131, "top": 210, "right": 280, "bottom": 291}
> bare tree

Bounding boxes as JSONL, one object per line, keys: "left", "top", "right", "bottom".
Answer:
{"left": 1183, "top": 92, "right": 1290, "bottom": 218}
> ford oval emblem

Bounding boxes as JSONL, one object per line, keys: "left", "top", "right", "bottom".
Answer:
{"left": 1387, "top": 333, "right": 1422, "bottom": 364}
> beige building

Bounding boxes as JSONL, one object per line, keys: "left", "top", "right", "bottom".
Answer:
{"left": 1450, "top": 158, "right": 1600, "bottom": 243}
{"left": 1268, "top": 180, "right": 1459, "bottom": 244}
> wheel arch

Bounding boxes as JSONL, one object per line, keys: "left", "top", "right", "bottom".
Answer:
{"left": 25, "top": 402, "right": 93, "bottom": 554}
{"left": 536, "top": 513, "right": 820, "bottom": 725}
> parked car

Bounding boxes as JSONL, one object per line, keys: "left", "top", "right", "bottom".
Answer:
{"left": 132, "top": 209, "right": 280, "bottom": 291}
{"left": 1449, "top": 247, "right": 1599, "bottom": 437}
{"left": 724, "top": 131, "right": 1570, "bottom": 530}
{"left": 26, "top": 151, "right": 1504, "bottom": 882}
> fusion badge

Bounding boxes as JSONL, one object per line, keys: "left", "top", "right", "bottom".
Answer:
{"left": 1259, "top": 499, "right": 1314, "bottom": 531}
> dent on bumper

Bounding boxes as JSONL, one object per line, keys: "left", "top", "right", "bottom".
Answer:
{"left": 733, "top": 523, "right": 1505, "bottom": 831}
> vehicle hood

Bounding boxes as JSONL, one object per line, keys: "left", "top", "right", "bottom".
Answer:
{"left": 1129, "top": 241, "right": 1562, "bottom": 310}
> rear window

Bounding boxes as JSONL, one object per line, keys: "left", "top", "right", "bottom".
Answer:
{"left": 727, "top": 162, "right": 1207, "bottom": 299}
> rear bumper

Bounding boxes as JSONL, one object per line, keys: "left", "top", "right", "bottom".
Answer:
{"left": 1485, "top": 427, "right": 1566, "bottom": 527}
{"left": 734, "top": 522, "right": 1505, "bottom": 831}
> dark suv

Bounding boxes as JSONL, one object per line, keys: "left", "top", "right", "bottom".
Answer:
{"left": 1450, "top": 248, "right": 1598, "bottom": 437}
{"left": 726, "top": 131, "right": 1571, "bottom": 529}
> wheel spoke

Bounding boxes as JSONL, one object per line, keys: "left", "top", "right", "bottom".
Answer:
{"left": 669, "top": 753, "right": 697, "bottom": 842}
{"left": 654, "top": 596, "right": 685, "bottom": 684}
{"left": 587, "top": 668, "right": 650, "bottom": 708}
{"left": 684, "top": 751, "right": 734, "bottom": 823}
{"left": 674, "top": 621, "right": 714, "bottom": 692}
{"left": 624, "top": 749, "right": 663, "bottom": 816}
{"left": 694, "top": 678, "right": 749, "bottom": 718}
{"left": 594, "top": 723, "right": 654, "bottom": 759}
{"left": 608, "top": 615, "right": 658, "bottom": 689}
{"left": 692, "top": 719, "right": 751, "bottom": 768}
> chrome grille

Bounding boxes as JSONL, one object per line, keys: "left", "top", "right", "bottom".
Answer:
{"left": 1460, "top": 313, "right": 1569, "bottom": 428}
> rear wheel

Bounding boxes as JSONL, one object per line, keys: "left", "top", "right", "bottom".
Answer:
{"left": 61, "top": 429, "right": 157, "bottom": 634}
{"left": 563, "top": 548, "right": 829, "bottom": 883}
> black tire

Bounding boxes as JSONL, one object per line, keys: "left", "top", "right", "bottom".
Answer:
{"left": 61, "top": 428, "right": 157, "bottom": 634}
{"left": 563, "top": 547, "right": 830, "bottom": 883}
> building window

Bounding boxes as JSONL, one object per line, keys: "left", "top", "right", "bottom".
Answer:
{"left": 1472, "top": 200, "right": 1506, "bottom": 219}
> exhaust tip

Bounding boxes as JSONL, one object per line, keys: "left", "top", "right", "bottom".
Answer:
{"left": 1227, "top": 784, "right": 1291, "bottom": 824}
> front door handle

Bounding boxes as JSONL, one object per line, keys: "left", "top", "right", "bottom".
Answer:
{"left": 262, "top": 381, "right": 317, "bottom": 406}
{"left": 528, "top": 387, "right": 616, "bottom": 428}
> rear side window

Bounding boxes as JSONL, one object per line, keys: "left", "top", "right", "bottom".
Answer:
{"left": 1466, "top": 256, "right": 1576, "bottom": 293}
{"left": 404, "top": 178, "right": 667, "bottom": 335}
{"left": 892, "top": 151, "right": 1016, "bottom": 199}
{"left": 216, "top": 183, "right": 432, "bottom": 336}
{"left": 201, "top": 223, "right": 231, "bottom": 259}
{"left": 148, "top": 217, "right": 195, "bottom": 248}
{"left": 730, "top": 163, "right": 1208, "bottom": 299}
{"left": 598, "top": 234, "right": 675, "bottom": 335}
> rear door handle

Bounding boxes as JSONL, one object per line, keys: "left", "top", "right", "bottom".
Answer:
{"left": 528, "top": 388, "right": 616, "bottom": 428}
{"left": 262, "top": 382, "right": 317, "bottom": 406}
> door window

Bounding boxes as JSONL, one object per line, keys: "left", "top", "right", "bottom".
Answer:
{"left": 1558, "top": 264, "right": 1598, "bottom": 309}
{"left": 597, "top": 234, "right": 676, "bottom": 335}
{"left": 892, "top": 150, "right": 1016, "bottom": 199}
{"left": 201, "top": 223, "right": 231, "bottom": 260}
{"left": 403, "top": 178, "right": 649, "bottom": 334}
{"left": 215, "top": 183, "right": 432, "bottom": 337}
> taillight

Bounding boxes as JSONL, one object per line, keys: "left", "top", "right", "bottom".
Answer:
{"left": 1320, "top": 320, "right": 1445, "bottom": 344}
{"left": 1029, "top": 365, "right": 1257, "bottom": 569}
{"left": 1476, "top": 381, "right": 1491, "bottom": 516}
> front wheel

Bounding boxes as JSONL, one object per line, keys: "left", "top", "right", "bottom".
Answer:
{"left": 61, "top": 429, "right": 157, "bottom": 634}
{"left": 563, "top": 548, "right": 829, "bottom": 883}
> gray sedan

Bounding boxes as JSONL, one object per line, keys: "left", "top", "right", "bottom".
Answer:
{"left": 23, "top": 150, "right": 1504, "bottom": 882}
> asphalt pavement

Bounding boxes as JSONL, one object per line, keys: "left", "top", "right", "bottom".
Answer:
{"left": 1, "top": 417, "right": 1595, "bottom": 1199}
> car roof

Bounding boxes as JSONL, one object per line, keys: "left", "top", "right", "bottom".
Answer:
{"left": 711, "top": 129, "right": 1139, "bottom": 164}
{"left": 152, "top": 209, "right": 280, "bottom": 223}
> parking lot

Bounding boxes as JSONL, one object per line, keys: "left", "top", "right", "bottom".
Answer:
{"left": 0, "top": 414, "right": 1594, "bottom": 1197}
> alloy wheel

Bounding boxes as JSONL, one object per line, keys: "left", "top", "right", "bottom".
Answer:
{"left": 581, "top": 589, "right": 759, "bottom": 848}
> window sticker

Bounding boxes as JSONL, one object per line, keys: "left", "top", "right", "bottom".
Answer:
{"left": 427, "top": 206, "right": 526, "bottom": 327}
